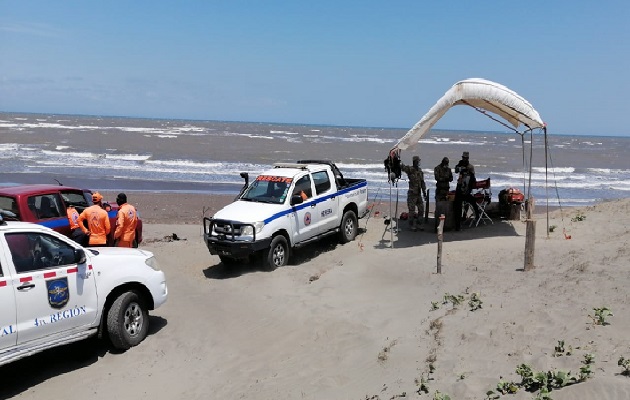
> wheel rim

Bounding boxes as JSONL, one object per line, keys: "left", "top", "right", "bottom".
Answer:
{"left": 344, "top": 218, "right": 355, "bottom": 237}
{"left": 123, "top": 301, "right": 144, "bottom": 337}
{"left": 272, "top": 243, "right": 285, "bottom": 267}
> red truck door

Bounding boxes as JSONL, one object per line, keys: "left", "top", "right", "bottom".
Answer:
{"left": 27, "top": 193, "right": 71, "bottom": 236}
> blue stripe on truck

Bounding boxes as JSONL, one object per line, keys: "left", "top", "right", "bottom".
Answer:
{"left": 38, "top": 219, "right": 70, "bottom": 229}
{"left": 263, "top": 180, "right": 367, "bottom": 225}
{"left": 37, "top": 210, "right": 118, "bottom": 229}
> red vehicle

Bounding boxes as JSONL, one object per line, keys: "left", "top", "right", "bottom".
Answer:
{"left": 0, "top": 184, "right": 142, "bottom": 246}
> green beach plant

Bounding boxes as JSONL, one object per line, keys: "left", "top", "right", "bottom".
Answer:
{"left": 485, "top": 390, "right": 500, "bottom": 400}
{"left": 495, "top": 378, "right": 519, "bottom": 394}
{"left": 442, "top": 293, "right": 464, "bottom": 308}
{"left": 433, "top": 390, "right": 451, "bottom": 400}
{"left": 618, "top": 356, "right": 630, "bottom": 376}
{"left": 571, "top": 212, "right": 586, "bottom": 222}
{"left": 579, "top": 354, "right": 595, "bottom": 381}
{"left": 468, "top": 292, "right": 483, "bottom": 311}
{"left": 553, "top": 340, "right": 572, "bottom": 357}
{"left": 590, "top": 307, "right": 613, "bottom": 325}
{"left": 417, "top": 376, "right": 430, "bottom": 394}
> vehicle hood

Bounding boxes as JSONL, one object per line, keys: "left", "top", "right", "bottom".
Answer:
{"left": 87, "top": 247, "right": 153, "bottom": 259}
{"left": 214, "top": 200, "right": 286, "bottom": 223}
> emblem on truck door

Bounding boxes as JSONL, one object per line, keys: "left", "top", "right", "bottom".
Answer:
{"left": 304, "top": 212, "right": 311, "bottom": 226}
{"left": 47, "top": 278, "right": 69, "bottom": 309}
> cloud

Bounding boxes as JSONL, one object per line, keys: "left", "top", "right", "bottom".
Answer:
{"left": 0, "top": 21, "right": 64, "bottom": 38}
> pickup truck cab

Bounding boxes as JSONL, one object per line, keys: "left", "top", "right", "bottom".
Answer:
{"left": 0, "top": 184, "right": 143, "bottom": 246}
{"left": 0, "top": 214, "right": 167, "bottom": 366}
{"left": 203, "top": 160, "right": 368, "bottom": 270}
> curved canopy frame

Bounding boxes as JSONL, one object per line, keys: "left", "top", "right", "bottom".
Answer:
{"left": 393, "top": 78, "right": 545, "bottom": 151}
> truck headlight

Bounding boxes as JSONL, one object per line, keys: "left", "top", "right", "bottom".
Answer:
{"left": 145, "top": 256, "right": 161, "bottom": 271}
{"left": 241, "top": 221, "right": 265, "bottom": 236}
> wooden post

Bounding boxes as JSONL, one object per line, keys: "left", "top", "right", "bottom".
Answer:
{"left": 437, "top": 214, "right": 445, "bottom": 274}
{"left": 524, "top": 197, "right": 536, "bottom": 271}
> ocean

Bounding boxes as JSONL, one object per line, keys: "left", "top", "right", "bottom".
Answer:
{"left": 1, "top": 112, "right": 629, "bottom": 207}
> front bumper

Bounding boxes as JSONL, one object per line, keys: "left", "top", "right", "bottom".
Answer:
{"left": 205, "top": 236, "right": 272, "bottom": 258}
{"left": 203, "top": 217, "right": 272, "bottom": 258}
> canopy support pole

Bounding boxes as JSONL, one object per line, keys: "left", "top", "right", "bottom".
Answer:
{"left": 544, "top": 126, "right": 549, "bottom": 238}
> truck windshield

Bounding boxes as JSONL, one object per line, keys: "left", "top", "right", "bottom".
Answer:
{"left": 240, "top": 176, "right": 292, "bottom": 205}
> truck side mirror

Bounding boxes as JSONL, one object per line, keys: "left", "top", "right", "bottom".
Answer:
{"left": 290, "top": 195, "right": 303, "bottom": 206}
{"left": 74, "top": 249, "right": 86, "bottom": 264}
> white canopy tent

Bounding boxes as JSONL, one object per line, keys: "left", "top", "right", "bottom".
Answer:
{"left": 393, "top": 78, "right": 545, "bottom": 152}
{"left": 387, "top": 78, "right": 548, "bottom": 270}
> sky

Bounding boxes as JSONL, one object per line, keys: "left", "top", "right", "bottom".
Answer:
{"left": 1, "top": 1, "right": 629, "bottom": 136}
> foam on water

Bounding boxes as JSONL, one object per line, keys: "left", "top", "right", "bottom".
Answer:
{"left": 1, "top": 113, "right": 629, "bottom": 207}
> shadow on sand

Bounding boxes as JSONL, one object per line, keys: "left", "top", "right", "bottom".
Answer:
{"left": 203, "top": 229, "right": 367, "bottom": 279}
{"left": 0, "top": 315, "right": 167, "bottom": 397}
{"left": 373, "top": 216, "right": 521, "bottom": 250}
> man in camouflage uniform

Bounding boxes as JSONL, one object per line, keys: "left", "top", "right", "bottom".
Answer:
{"left": 454, "top": 151, "right": 478, "bottom": 231}
{"left": 401, "top": 155, "right": 427, "bottom": 231}
{"left": 433, "top": 157, "right": 453, "bottom": 202}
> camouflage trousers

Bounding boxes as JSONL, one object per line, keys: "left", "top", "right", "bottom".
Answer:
{"left": 407, "top": 192, "right": 424, "bottom": 225}
{"left": 435, "top": 183, "right": 450, "bottom": 202}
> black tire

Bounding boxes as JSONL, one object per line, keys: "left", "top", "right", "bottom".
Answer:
{"left": 339, "top": 210, "right": 358, "bottom": 243}
{"left": 265, "top": 235, "right": 289, "bottom": 270}
{"left": 106, "top": 291, "right": 149, "bottom": 350}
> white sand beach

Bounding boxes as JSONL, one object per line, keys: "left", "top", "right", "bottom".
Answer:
{"left": 3, "top": 196, "right": 630, "bottom": 400}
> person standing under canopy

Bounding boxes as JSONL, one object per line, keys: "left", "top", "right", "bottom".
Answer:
{"left": 454, "top": 151, "right": 478, "bottom": 231}
{"left": 401, "top": 155, "right": 427, "bottom": 231}
{"left": 434, "top": 157, "right": 453, "bottom": 202}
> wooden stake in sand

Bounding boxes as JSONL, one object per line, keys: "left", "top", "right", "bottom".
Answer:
{"left": 437, "top": 214, "right": 445, "bottom": 274}
{"left": 524, "top": 197, "right": 536, "bottom": 271}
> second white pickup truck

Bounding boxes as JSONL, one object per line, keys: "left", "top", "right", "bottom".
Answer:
{"left": 0, "top": 216, "right": 167, "bottom": 367}
{"left": 203, "top": 160, "right": 368, "bottom": 270}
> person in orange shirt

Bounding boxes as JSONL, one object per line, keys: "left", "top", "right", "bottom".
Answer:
{"left": 114, "top": 193, "right": 138, "bottom": 248}
{"left": 78, "top": 192, "right": 111, "bottom": 247}
{"left": 66, "top": 205, "right": 87, "bottom": 246}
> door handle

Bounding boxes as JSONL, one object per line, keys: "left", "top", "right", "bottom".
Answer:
{"left": 17, "top": 282, "right": 35, "bottom": 290}
{"left": 310, "top": 203, "right": 316, "bottom": 208}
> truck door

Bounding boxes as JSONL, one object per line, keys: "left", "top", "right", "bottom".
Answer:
{"left": 0, "top": 258, "right": 17, "bottom": 351}
{"left": 289, "top": 174, "right": 320, "bottom": 243}
{"left": 311, "top": 170, "right": 339, "bottom": 232}
{"left": 3, "top": 231, "right": 98, "bottom": 344}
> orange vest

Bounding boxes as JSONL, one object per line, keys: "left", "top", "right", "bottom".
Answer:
{"left": 79, "top": 205, "right": 111, "bottom": 245}
{"left": 67, "top": 207, "right": 81, "bottom": 229}
{"left": 114, "top": 203, "right": 138, "bottom": 243}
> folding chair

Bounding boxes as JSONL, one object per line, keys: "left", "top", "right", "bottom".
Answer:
{"left": 470, "top": 178, "right": 493, "bottom": 227}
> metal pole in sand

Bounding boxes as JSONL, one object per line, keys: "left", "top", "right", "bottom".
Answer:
{"left": 389, "top": 181, "right": 394, "bottom": 248}
{"left": 437, "top": 214, "right": 445, "bottom": 274}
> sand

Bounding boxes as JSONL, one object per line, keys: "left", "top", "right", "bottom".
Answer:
{"left": 3, "top": 196, "right": 630, "bottom": 400}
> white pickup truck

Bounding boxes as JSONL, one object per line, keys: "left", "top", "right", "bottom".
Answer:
{"left": 203, "top": 160, "right": 368, "bottom": 270}
{"left": 0, "top": 215, "right": 168, "bottom": 366}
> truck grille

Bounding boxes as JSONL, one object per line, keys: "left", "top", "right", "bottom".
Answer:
{"left": 213, "top": 220, "right": 243, "bottom": 237}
